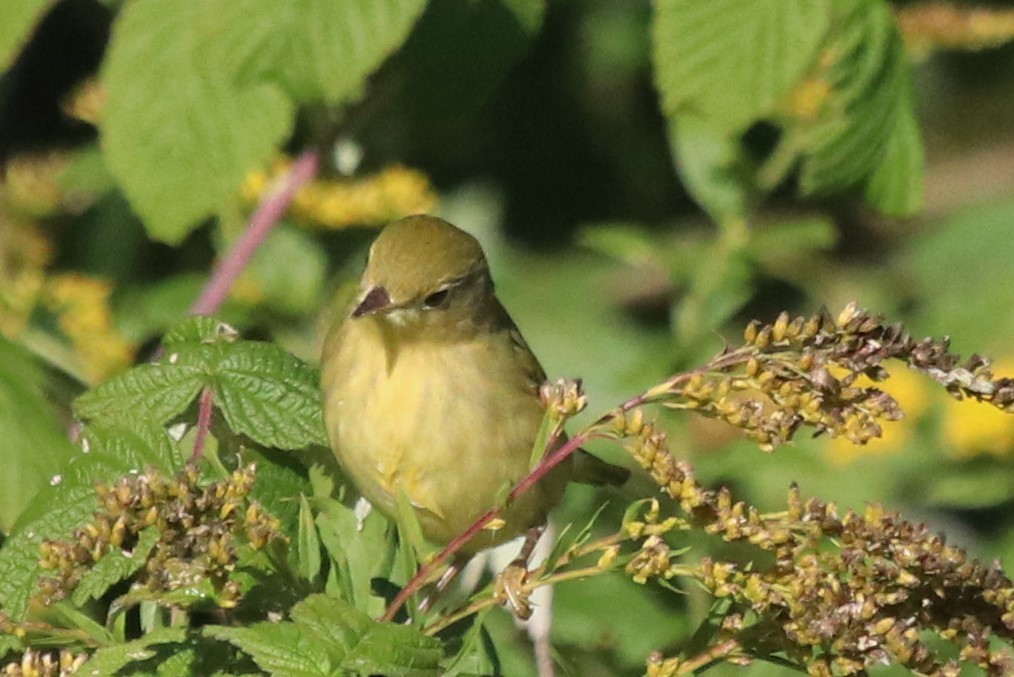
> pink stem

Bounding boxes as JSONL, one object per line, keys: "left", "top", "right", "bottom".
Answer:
{"left": 191, "top": 386, "right": 214, "bottom": 461}
{"left": 189, "top": 151, "right": 320, "bottom": 316}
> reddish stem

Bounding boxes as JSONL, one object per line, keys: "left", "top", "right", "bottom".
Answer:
{"left": 191, "top": 386, "right": 214, "bottom": 461}
{"left": 380, "top": 356, "right": 751, "bottom": 623}
{"left": 189, "top": 151, "right": 320, "bottom": 317}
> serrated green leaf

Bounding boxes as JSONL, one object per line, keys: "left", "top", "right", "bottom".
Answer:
{"left": 211, "top": 342, "right": 327, "bottom": 449}
{"left": 0, "top": 337, "right": 78, "bottom": 533}
{"left": 340, "top": 620, "right": 443, "bottom": 677}
{"left": 163, "top": 316, "right": 240, "bottom": 347}
{"left": 0, "top": 0, "right": 57, "bottom": 70}
{"left": 72, "top": 361, "right": 205, "bottom": 425}
{"left": 78, "top": 418, "right": 185, "bottom": 475}
{"left": 208, "top": 622, "right": 334, "bottom": 677}
{"left": 653, "top": 0, "right": 830, "bottom": 133}
{"left": 79, "top": 627, "right": 188, "bottom": 675}
{"left": 289, "top": 594, "right": 443, "bottom": 676}
{"left": 100, "top": 0, "right": 425, "bottom": 243}
{"left": 0, "top": 485, "right": 97, "bottom": 620}
{"left": 72, "top": 527, "right": 160, "bottom": 606}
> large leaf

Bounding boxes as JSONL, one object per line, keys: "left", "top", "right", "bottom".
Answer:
{"left": 101, "top": 0, "right": 425, "bottom": 244}
{"left": 0, "top": 337, "right": 78, "bottom": 534}
{"left": 797, "top": 0, "right": 922, "bottom": 213}
{"left": 73, "top": 323, "right": 327, "bottom": 450}
{"left": 653, "top": 0, "right": 830, "bottom": 133}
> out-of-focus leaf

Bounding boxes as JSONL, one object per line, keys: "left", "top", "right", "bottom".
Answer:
{"left": 248, "top": 225, "right": 327, "bottom": 315}
{"left": 653, "top": 0, "right": 829, "bottom": 133}
{"left": 864, "top": 92, "right": 925, "bottom": 217}
{"left": 101, "top": 0, "right": 425, "bottom": 243}
{"left": 385, "top": 0, "right": 544, "bottom": 151}
{"left": 798, "top": 0, "right": 922, "bottom": 213}
{"left": 0, "top": 0, "right": 57, "bottom": 69}
{"left": 904, "top": 198, "right": 1014, "bottom": 348}
{"left": 667, "top": 113, "right": 753, "bottom": 224}
{"left": 0, "top": 337, "right": 78, "bottom": 533}
{"left": 297, "top": 494, "right": 322, "bottom": 582}
{"left": 924, "top": 459, "right": 1014, "bottom": 509}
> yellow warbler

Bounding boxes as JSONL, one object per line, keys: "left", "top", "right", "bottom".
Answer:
{"left": 321, "top": 215, "right": 626, "bottom": 553}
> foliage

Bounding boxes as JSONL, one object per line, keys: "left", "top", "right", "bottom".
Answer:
{"left": 3, "top": 0, "right": 1014, "bottom": 675}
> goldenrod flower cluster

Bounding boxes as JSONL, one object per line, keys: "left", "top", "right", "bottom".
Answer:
{"left": 0, "top": 222, "right": 51, "bottom": 338}
{"left": 585, "top": 305, "right": 1014, "bottom": 673}
{"left": 897, "top": 4, "right": 1014, "bottom": 56}
{"left": 38, "top": 464, "right": 284, "bottom": 609}
{"left": 0, "top": 648, "right": 86, "bottom": 677}
{"left": 242, "top": 157, "right": 437, "bottom": 229}
{"left": 42, "top": 274, "right": 133, "bottom": 383}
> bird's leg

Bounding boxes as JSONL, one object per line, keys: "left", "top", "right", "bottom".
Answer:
{"left": 495, "top": 525, "right": 545, "bottom": 620}
{"left": 418, "top": 554, "right": 470, "bottom": 614}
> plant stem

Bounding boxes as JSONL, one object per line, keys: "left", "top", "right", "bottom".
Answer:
{"left": 191, "top": 386, "right": 214, "bottom": 461}
{"left": 189, "top": 150, "right": 320, "bottom": 317}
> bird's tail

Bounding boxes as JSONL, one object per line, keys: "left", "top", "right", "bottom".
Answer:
{"left": 573, "top": 450, "right": 630, "bottom": 486}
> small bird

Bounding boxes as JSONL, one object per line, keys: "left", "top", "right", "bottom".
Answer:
{"left": 321, "top": 215, "right": 626, "bottom": 554}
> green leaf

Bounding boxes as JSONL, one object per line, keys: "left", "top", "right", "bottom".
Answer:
{"left": 297, "top": 494, "right": 322, "bottom": 582}
{"left": 653, "top": 0, "right": 830, "bottom": 133}
{"left": 313, "top": 482, "right": 393, "bottom": 615}
{"left": 797, "top": 0, "right": 917, "bottom": 201}
{"left": 72, "top": 361, "right": 205, "bottom": 425}
{"left": 79, "top": 627, "right": 189, "bottom": 675}
{"left": 208, "top": 622, "right": 335, "bottom": 677}
{"left": 0, "top": 337, "right": 78, "bottom": 533}
{"left": 0, "top": 0, "right": 57, "bottom": 70}
{"left": 293, "top": 594, "right": 443, "bottom": 676}
{"left": 863, "top": 87, "right": 924, "bottom": 216}
{"left": 100, "top": 0, "right": 293, "bottom": 243}
{"left": 78, "top": 418, "right": 185, "bottom": 475}
{"left": 74, "top": 334, "right": 326, "bottom": 450}
{"left": 210, "top": 342, "right": 327, "bottom": 449}
{"left": 100, "top": 0, "right": 425, "bottom": 243}
{"left": 0, "top": 484, "right": 97, "bottom": 620}
{"left": 667, "top": 113, "right": 753, "bottom": 224}
{"left": 250, "top": 0, "right": 428, "bottom": 106}
{"left": 72, "top": 527, "right": 160, "bottom": 606}
{"left": 163, "top": 316, "right": 240, "bottom": 347}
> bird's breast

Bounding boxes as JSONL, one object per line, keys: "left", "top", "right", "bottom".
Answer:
{"left": 322, "top": 318, "right": 560, "bottom": 548}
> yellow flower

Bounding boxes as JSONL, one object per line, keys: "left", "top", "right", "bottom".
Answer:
{"left": 941, "top": 359, "right": 1014, "bottom": 459}
{"left": 243, "top": 158, "right": 437, "bottom": 229}
{"left": 826, "top": 365, "right": 932, "bottom": 466}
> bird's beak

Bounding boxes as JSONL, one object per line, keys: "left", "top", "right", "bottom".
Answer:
{"left": 352, "top": 286, "right": 392, "bottom": 318}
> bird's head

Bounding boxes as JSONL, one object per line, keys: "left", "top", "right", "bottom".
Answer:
{"left": 351, "top": 215, "right": 495, "bottom": 336}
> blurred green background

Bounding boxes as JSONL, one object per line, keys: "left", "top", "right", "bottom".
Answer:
{"left": 3, "top": 0, "right": 1014, "bottom": 674}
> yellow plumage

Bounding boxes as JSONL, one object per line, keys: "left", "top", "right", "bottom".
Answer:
{"left": 321, "top": 215, "right": 622, "bottom": 553}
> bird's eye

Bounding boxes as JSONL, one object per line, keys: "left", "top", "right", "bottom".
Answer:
{"left": 422, "top": 288, "right": 450, "bottom": 309}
